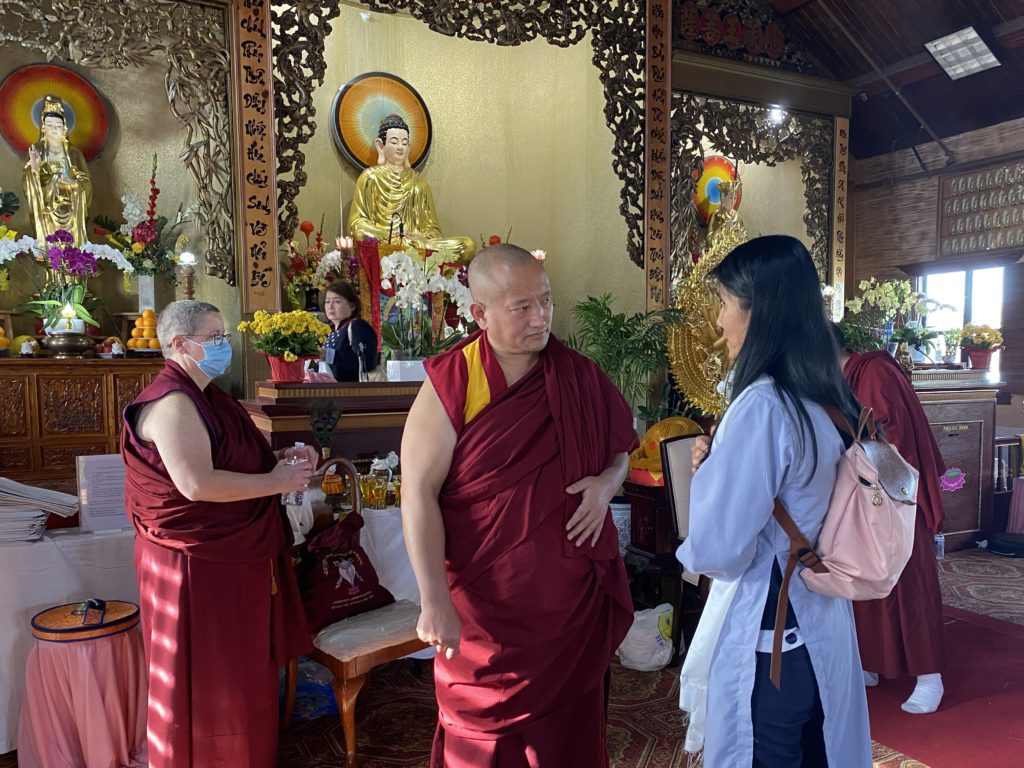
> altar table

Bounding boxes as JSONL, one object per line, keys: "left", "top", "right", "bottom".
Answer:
{"left": 0, "top": 528, "right": 138, "bottom": 753}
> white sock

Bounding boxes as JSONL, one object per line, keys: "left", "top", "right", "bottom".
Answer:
{"left": 901, "top": 673, "right": 943, "bottom": 714}
{"left": 863, "top": 670, "right": 879, "bottom": 687}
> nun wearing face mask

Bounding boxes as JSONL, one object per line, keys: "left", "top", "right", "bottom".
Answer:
{"left": 119, "top": 300, "right": 316, "bottom": 768}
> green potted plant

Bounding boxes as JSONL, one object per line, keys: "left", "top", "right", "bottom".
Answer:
{"left": 565, "top": 293, "right": 684, "bottom": 422}
{"left": 941, "top": 328, "right": 962, "bottom": 364}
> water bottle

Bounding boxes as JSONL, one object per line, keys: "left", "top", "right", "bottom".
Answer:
{"left": 934, "top": 533, "right": 945, "bottom": 561}
{"left": 281, "top": 442, "right": 308, "bottom": 506}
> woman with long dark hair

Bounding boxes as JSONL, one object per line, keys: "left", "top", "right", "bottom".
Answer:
{"left": 321, "top": 281, "right": 378, "bottom": 381}
{"left": 676, "top": 235, "right": 871, "bottom": 766}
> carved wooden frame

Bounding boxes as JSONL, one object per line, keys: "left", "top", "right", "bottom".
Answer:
{"left": 668, "top": 92, "right": 836, "bottom": 292}
{"left": 0, "top": 0, "right": 246, "bottom": 288}
{"left": 269, "top": 1, "right": 650, "bottom": 269}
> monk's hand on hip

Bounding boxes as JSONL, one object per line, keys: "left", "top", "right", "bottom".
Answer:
{"left": 565, "top": 475, "right": 616, "bottom": 548}
{"left": 269, "top": 457, "right": 313, "bottom": 495}
{"left": 417, "top": 601, "right": 461, "bottom": 660}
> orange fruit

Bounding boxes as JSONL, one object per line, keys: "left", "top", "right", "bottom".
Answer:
{"left": 142, "top": 309, "right": 156, "bottom": 319}
{"left": 134, "top": 317, "right": 145, "bottom": 328}
{"left": 125, "top": 339, "right": 136, "bottom": 349}
{"left": 143, "top": 328, "right": 156, "bottom": 339}
{"left": 0, "top": 327, "right": 6, "bottom": 336}
{"left": 0, "top": 337, "right": 10, "bottom": 349}
{"left": 142, "top": 318, "right": 157, "bottom": 329}
{"left": 148, "top": 338, "right": 161, "bottom": 350}
{"left": 131, "top": 328, "right": 143, "bottom": 339}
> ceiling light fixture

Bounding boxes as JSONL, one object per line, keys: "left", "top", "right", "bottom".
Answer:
{"left": 925, "top": 26, "right": 1001, "bottom": 81}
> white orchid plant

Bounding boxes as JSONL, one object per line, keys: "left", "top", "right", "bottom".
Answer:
{"left": 378, "top": 247, "right": 474, "bottom": 357}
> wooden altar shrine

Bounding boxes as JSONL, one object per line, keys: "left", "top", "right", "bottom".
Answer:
{"left": 242, "top": 380, "right": 422, "bottom": 464}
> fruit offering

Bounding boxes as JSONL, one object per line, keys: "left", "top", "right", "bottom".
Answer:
{"left": 127, "top": 309, "right": 161, "bottom": 351}
{"left": 93, "top": 336, "right": 126, "bottom": 355}
{"left": 0, "top": 326, "right": 10, "bottom": 350}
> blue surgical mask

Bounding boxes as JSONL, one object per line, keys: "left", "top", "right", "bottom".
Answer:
{"left": 187, "top": 339, "right": 232, "bottom": 379}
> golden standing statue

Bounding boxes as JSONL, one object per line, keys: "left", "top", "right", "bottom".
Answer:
{"left": 348, "top": 114, "right": 475, "bottom": 261}
{"left": 669, "top": 179, "right": 748, "bottom": 415}
{"left": 22, "top": 95, "right": 92, "bottom": 246}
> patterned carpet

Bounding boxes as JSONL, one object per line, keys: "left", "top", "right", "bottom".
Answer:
{"left": 3, "top": 549, "right": 1016, "bottom": 768}
{"left": 936, "top": 548, "right": 1024, "bottom": 625}
{"left": 277, "top": 659, "right": 923, "bottom": 768}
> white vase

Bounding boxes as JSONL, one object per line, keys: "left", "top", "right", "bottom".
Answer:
{"left": 386, "top": 359, "right": 426, "bottom": 382}
{"left": 44, "top": 318, "right": 86, "bottom": 335}
{"left": 137, "top": 273, "right": 156, "bottom": 314}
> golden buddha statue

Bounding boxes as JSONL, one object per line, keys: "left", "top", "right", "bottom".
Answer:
{"left": 22, "top": 95, "right": 92, "bottom": 246}
{"left": 668, "top": 179, "right": 748, "bottom": 416}
{"left": 348, "top": 114, "right": 475, "bottom": 261}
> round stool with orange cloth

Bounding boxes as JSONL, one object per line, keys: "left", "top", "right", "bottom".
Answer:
{"left": 17, "top": 599, "right": 148, "bottom": 768}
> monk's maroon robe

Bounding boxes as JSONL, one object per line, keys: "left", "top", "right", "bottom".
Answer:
{"left": 120, "top": 360, "right": 309, "bottom": 768}
{"left": 845, "top": 351, "right": 945, "bottom": 678}
{"left": 424, "top": 332, "right": 637, "bottom": 767}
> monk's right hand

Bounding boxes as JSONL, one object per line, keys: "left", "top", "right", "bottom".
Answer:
{"left": 417, "top": 601, "right": 461, "bottom": 660}
{"left": 270, "top": 456, "right": 313, "bottom": 495}
{"left": 28, "top": 145, "right": 41, "bottom": 173}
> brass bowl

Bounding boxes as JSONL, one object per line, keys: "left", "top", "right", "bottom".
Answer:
{"left": 39, "top": 332, "right": 96, "bottom": 359}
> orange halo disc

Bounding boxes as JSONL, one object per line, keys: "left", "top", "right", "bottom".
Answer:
{"left": 692, "top": 156, "right": 742, "bottom": 225}
{"left": 332, "top": 72, "right": 432, "bottom": 171}
{"left": 0, "top": 64, "right": 109, "bottom": 162}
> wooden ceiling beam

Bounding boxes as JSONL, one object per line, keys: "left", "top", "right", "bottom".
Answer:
{"left": 770, "top": 0, "right": 814, "bottom": 12}
{"left": 845, "top": 15, "right": 1024, "bottom": 94}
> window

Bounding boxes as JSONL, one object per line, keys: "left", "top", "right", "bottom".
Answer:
{"left": 923, "top": 266, "right": 1005, "bottom": 367}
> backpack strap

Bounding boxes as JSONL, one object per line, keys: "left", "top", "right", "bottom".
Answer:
{"left": 769, "top": 499, "right": 829, "bottom": 690}
{"left": 823, "top": 404, "right": 878, "bottom": 442}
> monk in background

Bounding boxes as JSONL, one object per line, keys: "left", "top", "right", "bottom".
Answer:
{"left": 121, "top": 300, "right": 314, "bottom": 767}
{"left": 402, "top": 245, "right": 638, "bottom": 767}
{"left": 832, "top": 323, "right": 946, "bottom": 714}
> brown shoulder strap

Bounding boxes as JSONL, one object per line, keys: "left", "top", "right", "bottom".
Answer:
{"left": 823, "top": 404, "right": 877, "bottom": 442}
{"left": 769, "top": 499, "right": 829, "bottom": 690}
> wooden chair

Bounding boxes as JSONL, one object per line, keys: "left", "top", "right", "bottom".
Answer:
{"left": 281, "top": 456, "right": 429, "bottom": 766}
{"left": 283, "top": 601, "right": 428, "bottom": 763}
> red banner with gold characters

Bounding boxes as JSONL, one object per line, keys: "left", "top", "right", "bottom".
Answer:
{"left": 235, "top": 0, "right": 280, "bottom": 312}
{"left": 644, "top": 0, "right": 672, "bottom": 310}
{"left": 830, "top": 116, "right": 849, "bottom": 320}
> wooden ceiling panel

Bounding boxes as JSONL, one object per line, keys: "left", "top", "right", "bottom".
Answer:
{"left": 771, "top": 0, "right": 1024, "bottom": 157}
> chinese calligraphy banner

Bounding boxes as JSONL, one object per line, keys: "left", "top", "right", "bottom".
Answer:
{"left": 235, "top": 0, "right": 280, "bottom": 312}
{"left": 644, "top": 0, "right": 672, "bottom": 311}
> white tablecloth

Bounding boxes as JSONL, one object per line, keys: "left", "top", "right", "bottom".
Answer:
{"left": 1, "top": 509, "right": 420, "bottom": 753}
{"left": 0, "top": 528, "right": 139, "bottom": 753}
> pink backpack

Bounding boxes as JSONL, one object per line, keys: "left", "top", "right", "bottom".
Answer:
{"left": 769, "top": 406, "right": 918, "bottom": 688}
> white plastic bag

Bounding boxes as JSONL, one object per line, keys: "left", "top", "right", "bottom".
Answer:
{"left": 617, "top": 603, "right": 673, "bottom": 671}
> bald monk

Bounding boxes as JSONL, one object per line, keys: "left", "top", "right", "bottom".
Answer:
{"left": 402, "top": 245, "right": 638, "bottom": 767}
{"left": 120, "top": 300, "right": 315, "bottom": 767}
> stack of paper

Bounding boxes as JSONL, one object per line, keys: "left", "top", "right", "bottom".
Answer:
{"left": 0, "top": 477, "right": 78, "bottom": 544}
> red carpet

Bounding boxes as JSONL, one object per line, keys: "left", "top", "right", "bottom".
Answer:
{"left": 867, "top": 606, "right": 1024, "bottom": 768}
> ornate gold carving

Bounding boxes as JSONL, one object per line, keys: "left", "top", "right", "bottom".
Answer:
{"left": 280, "top": 1, "right": 647, "bottom": 267}
{"left": 0, "top": 0, "right": 236, "bottom": 284}
{"left": 40, "top": 377, "right": 104, "bottom": 435}
{"left": 0, "top": 448, "right": 32, "bottom": 471}
{"left": 43, "top": 444, "right": 107, "bottom": 469}
{"left": 669, "top": 217, "right": 749, "bottom": 416}
{"left": 0, "top": 377, "right": 29, "bottom": 437}
{"left": 669, "top": 93, "right": 834, "bottom": 290}
{"left": 270, "top": 2, "right": 343, "bottom": 243}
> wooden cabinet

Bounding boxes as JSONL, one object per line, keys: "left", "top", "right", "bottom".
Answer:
{"left": 0, "top": 358, "right": 164, "bottom": 493}
{"left": 241, "top": 380, "right": 421, "bottom": 466}
{"left": 915, "top": 383, "right": 999, "bottom": 551}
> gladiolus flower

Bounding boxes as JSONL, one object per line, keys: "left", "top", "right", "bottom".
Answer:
{"left": 299, "top": 220, "right": 315, "bottom": 236}
{"left": 488, "top": 235, "right": 501, "bottom": 245}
